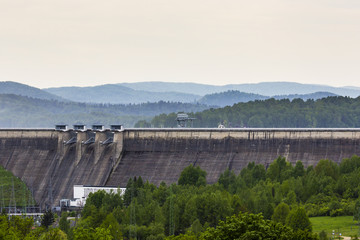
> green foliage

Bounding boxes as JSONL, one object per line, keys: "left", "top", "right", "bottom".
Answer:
{"left": 38, "top": 228, "right": 67, "bottom": 240}
{"left": 266, "top": 157, "right": 293, "bottom": 183}
{"left": 286, "top": 207, "right": 312, "bottom": 232}
{"left": 0, "top": 215, "right": 34, "bottom": 239}
{"left": 200, "top": 212, "right": 318, "bottom": 240}
{"left": 272, "top": 202, "right": 290, "bottom": 224}
{"left": 178, "top": 165, "right": 207, "bottom": 187}
{"left": 315, "top": 159, "right": 340, "bottom": 180}
{"left": 340, "top": 155, "right": 360, "bottom": 174}
{"left": 100, "top": 213, "right": 122, "bottom": 240}
{"left": 59, "top": 212, "right": 70, "bottom": 235}
{"left": 218, "top": 169, "right": 236, "bottom": 192}
{"left": 319, "top": 230, "right": 327, "bottom": 240}
{"left": 41, "top": 210, "right": 55, "bottom": 229}
{"left": 72, "top": 227, "right": 113, "bottom": 240}
{"left": 293, "top": 161, "right": 305, "bottom": 178}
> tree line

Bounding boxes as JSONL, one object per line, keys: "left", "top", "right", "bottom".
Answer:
{"left": 140, "top": 96, "right": 360, "bottom": 128}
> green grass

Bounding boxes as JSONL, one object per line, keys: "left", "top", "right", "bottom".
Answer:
{"left": 310, "top": 216, "right": 360, "bottom": 238}
{"left": 0, "top": 166, "right": 35, "bottom": 207}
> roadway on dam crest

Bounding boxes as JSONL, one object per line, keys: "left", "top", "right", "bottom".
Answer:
{"left": 1, "top": 128, "right": 360, "bottom": 208}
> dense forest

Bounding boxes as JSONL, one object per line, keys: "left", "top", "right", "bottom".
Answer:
{"left": 0, "top": 94, "right": 209, "bottom": 128}
{"left": 3, "top": 155, "right": 360, "bottom": 239}
{"left": 140, "top": 96, "right": 360, "bottom": 128}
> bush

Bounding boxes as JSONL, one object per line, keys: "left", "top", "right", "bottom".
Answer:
{"left": 330, "top": 208, "right": 345, "bottom": 217}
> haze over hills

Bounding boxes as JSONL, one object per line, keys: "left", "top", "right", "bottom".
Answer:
{"left": 0, "top": 81, "right": 66, "bottom": 101}
{"left": 42, "top": 81, "right": 360, "bottom": 105}
{"left": 0, "top": 94, "right": 209, "bottom": 128}
{"left": 343, "top": 86, "right": 360, "bottom": 90}
{"left": 198, "top": 91, "right": 338, "bottom": 107}
{"left": 0, "top": 80, "right": 353, "bottom": 106}
{"left": 272, "top": 92, "right": 338, "bottom": 101}
{"left": 0, "top": 80, "right": 355, "bottom": 128}
{"left": 119, "top": 81, "right": 360, "bottom": 97}
{"left": 44, "top": 84, "right": 201, "bottom": 104}
{"left": 198, "top": 91, "right": 268, "bottom": 107}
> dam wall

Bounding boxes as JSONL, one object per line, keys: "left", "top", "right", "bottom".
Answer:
{"left": 1, "top": 128, "right": 360, "bottom": 208}
{"left": 106, "top": 128, "right": 360, "bottom": 187}
{"left": 0, "top": 129, "right": 122, "bottom": 209}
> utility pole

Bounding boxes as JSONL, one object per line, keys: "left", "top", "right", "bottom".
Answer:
{"left": 129, "top": 181, "right": 137, "bottom": 239}
{"left": 9, "top": 177, "right": 16, "bottom": 214}
{"left": 0, "top": 185, "right": 4, "bottom": 213}
{"left": 47, "top": 176, "right": 53, "bottom": 211}
{"left": 169, "top": 185, "right": 175, "bottom": 236}
{"left": 22, "top": 183, "right": 27, "bottom": 215}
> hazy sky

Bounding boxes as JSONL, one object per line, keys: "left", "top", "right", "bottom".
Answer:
{"left": 1, "top": 0, "right": 360, "bottom": 88}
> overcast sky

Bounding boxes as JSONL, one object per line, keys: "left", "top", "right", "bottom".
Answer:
{"left": 1, "top": 0, "right": 360, "bottom": 88}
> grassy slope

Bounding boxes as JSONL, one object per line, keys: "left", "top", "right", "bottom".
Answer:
{"left": 310, "top": 216, "right": 360, "bottom": 238}
{"left": 0, "top": 166, "right": 35, "bottom": 208}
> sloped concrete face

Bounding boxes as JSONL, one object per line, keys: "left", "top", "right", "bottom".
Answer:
{"left": 1, "top": 128, "right": 360, "bottom": 208}
{"left": 106, "top": 129, "right": 360, "bottom": 187}
{"left": 0, "top": 130, "right": 120, "bottom": 209}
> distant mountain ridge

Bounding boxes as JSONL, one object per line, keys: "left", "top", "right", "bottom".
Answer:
{"left": 44, "top": 84, "right": 201, "bottom": 104}
{"left": 1, "top": 81, "right": 358, "bottom": 105}
{"left": 273, "top": 92, "right": 338, "bottom": 101}
{"left": 198, "top": 91, "right": 268, "bottom": 107}
{"left": 198, "top": 91, "right": 338, "bottom": 107}
{"left": 119, "top": 81, "right": 360, "bottom": 97}
{"left": 0, "top": 81, "right": 66, "bottom": 101}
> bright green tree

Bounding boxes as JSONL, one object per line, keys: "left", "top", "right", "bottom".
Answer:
{"left": 39, "top": 228, "right": 68, "bottom": 240}
{"left": 199, "top": 212, "right": 318, "bottom": 240}
{"left": 272, "top": 202, "right": 290, "bottom": 224}
{"left": 286, "top": 207, "right": 312, "bottom": 232}
{"left": 59, "top": 212, "right": 70, "bottom": 235}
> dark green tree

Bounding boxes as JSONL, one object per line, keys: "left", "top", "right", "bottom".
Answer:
{"left": 319, "top": 230, "right": 327, "bottom": 240}
{"left": 178, "top": 165, "right": 207, "bottom": 187}
{"left": 266, "top": 156, "right": 293, "bottom": 183}
{"left": 218, "top": 169, "right": 236, "bottom": 191}
{"left": 41, "top": 210, "right": 55, "bottom": 229}
{"left": 293, "top": 161, "right": 305, "bottom": 178}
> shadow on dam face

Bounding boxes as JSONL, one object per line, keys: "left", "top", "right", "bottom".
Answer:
{"left": 1, "top": 128, "right": 360, "bottom": 208}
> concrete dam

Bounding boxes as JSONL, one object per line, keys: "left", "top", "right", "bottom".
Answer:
{"left": 1, "top": 128, "right": 360, "bottom": 208}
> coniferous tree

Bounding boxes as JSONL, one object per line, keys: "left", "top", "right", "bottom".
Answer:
{"left": 41, "top": 210, "right": 55, "bottom": 229}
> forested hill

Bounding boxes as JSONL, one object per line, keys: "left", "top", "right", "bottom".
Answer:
{"left": 144, "top": 96, "right": 360, "bottom": 128}
{"left": 0, "top": 94, "right": 209, "bottom": 128}
{"left": 198, "top": 90, "right": 337, "bottom": 107}
{"left": 198, "top": 91, "right": 268, "bottom": 107}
